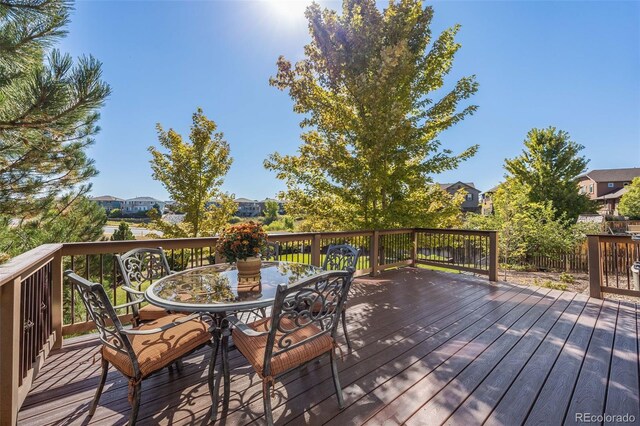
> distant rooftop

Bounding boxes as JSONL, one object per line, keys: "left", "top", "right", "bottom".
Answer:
{"left": 90, "top": 195, "right": 123, "bottom": 202}
{"left": 580, "top": 167, "right": 640, "bottom": 183}
{"left": 439, "top": 182, "right": 476, "bottom": 190}
{"left": 125, "top": 196, "right": 163, "bottom": 202}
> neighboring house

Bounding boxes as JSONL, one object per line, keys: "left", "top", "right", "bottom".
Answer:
{"left": 89, "top": 195, "right": 123, "bottom": 213}
{"left": 122, "top": 197, "right": 165, "bottom": 214}
{"left": 480, "top": 185, "right": 500, "bottom": 215}
{"left": 233, "top": 198, "right": 287, "bottom": 217}
{"left": 439, "top": 182, "right": 481, "bottom": 213}
{"left": 577, "top": 168, "right": 640, "bottom": 215}
{"left": 235, "top": 198, "right": 262, "bottom": 217}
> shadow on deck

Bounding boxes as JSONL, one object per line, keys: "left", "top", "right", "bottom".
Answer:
{"left": 18, "top": 268, "right": 640, "bottom": 425}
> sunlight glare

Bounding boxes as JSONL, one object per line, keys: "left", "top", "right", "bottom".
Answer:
{"left": 263, "top": 0, "right": 313, "bottom": 24}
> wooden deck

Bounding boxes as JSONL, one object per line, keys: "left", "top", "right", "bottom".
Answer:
{"left": 18, "top": 268, "right": 640, "bottom": 425}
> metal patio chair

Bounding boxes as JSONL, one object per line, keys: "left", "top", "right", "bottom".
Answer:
{"left": 229, "top": 269, "right": 354, "bottom": 425}
{"left": 262, "top": 241, "right": 280, "bottom": 261}
{"left": 321, "top": 244, "right": 361, "bottom": 349}
{"left": 65, "top": 271, "right": 214, "bottom": 425}
{"left": 116, "top": 247, "right": 173, "bottom": 326}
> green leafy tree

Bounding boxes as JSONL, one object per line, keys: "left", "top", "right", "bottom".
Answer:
{"left": 505, "top": 127, "right": 596, "bottom": 222}
{"left": 108, "top": 208, "right": 122, "bottom": 218}
{"left": 0, "top": 0, "right": 110, "bottom": 257}
{"left": 465, "top": 179, "right": 577, "bottom": 278}
{"left": 148, "top": 108, "right": 236, "bottom": 237}
{"left": 111, "top": 221, "right": 135, "bottom": 241}
{"left": 263, "top": 200, "right": 279, "bottom": 224}
{"left": 265, "top": 0, "right": 478, "bottom": 230}
{"left": 618, "top": 177, "right": 640, "bottom": 219}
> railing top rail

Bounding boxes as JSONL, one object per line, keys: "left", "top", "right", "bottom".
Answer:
{"left": 587, "top": 234, "right": 639, "bottom": 242}
{"left": 60, "top": 237, "right": 221, "bottom": 255}
{"left": 414, "top": 228, "right": 497, "bottom": 236}
{"left": 0, "top": 243, "right": 62, "bottom": 287}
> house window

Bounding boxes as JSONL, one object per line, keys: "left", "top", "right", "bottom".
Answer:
{"left": 608, "top": 183, "right": 614, "bottom": 188}
{"left": 589, "top": 185, "right": 594, "bottom": 193}
{"left": 465, "top": 193, "right": 473, "bottom": 201}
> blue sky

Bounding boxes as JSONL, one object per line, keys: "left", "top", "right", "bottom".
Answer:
{"left": 59, "top": 0, "right": 640, "bottom": 201}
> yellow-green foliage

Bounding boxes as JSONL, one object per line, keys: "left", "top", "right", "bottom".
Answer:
{"left": 265, "top": 0, "right": 478, "bottom": 230}
{"left": 148, "top": 108, "right": 235, "bottom": 237}
{"left": 619, "top": 177, "right": 640, "bottom": 220}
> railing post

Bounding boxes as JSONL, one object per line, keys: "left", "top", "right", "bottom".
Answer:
{"left": 52, "top": 250, "right": 63, "bottom": 350}
{"left": 411, "top": 229, "right": 418, "bottom": 267}
{"left": 587, "top": 235, "right": 602, "bottom": 299}
{"left": 370, "top": 230, "right": 379, "bottom": 276}
{"left": 489, "top": 231, "right": 498, "bottom": 282}
{"left": 311, "top": 233, "right": 321, "bottom": 267}
{"left": 0, "top": 277, "right": 21, "bottom": 425}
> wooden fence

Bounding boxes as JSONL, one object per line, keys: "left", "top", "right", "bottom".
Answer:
{"left": 588, "top": 234, "right": 640, "bottom": 298}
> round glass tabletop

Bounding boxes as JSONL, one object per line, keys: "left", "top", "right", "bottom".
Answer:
{"left": 145, "top": 261, "right": 324, "bottom": 312}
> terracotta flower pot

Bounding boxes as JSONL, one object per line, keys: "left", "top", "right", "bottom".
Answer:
{"left": 236, "top": 255, "right": 262, "bottom": 278}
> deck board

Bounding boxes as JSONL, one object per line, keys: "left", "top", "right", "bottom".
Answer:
{"left": 17, "top": 268, "right": 640, "bottom": 426}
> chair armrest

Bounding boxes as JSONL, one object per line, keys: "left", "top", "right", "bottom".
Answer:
{"left": 169, "top": 270, "right": 178, "bottom": 275}
{"left": 121, "top": 313, "right": 205, "bottom": 335}
{"left": 112, "top": 299, "right": 144, "bottom": 310}
{"left": 121, "top": 285, "right": 145, "bottom": 296}
{"left": 228, "top": 315, "right": 269, "bottom": 337}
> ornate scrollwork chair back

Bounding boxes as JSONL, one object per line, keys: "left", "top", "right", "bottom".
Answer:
{"left": 322, "top": 244, "right": 361, "bottom": 271}
{"left": 69, "top": 271, "right": 138, "bottom": 364}
{"left": 262, "top": 241, "right": 280, "bottom": 261}
{"left": 116, "top": 247, "right": 172, "bottom": 324}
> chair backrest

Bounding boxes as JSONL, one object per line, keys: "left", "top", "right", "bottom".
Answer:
{"left": 116, "top": 247, "right": 171, "bottom": 291}
{"left": 322, "top": 244, "right": 360, "bottom": 271}
{"left": 262, "top": 241, "right": 280, "bottom": 261}
{"left": 262, "top": 269, "right": 353, "bottom": 377}
{"left": 64, "top": 271, "right": 139, "bottom": 374}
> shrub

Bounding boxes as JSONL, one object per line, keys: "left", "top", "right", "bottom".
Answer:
{"left": 559, "top": 272, "right": 575, "bottom": 284}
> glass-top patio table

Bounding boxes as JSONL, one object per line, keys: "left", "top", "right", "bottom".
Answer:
{"left": 144, "top": 261, "right": 325, "bottom": 421}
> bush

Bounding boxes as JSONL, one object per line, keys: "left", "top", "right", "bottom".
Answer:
{"left": 109, "top": 208, "right": 122, "bottom": 218}
{"left": 559, "top": 272, "right": 575, "bottom": 284}
{"left": 228, "top": 216, "right": 242, "bottom": 224}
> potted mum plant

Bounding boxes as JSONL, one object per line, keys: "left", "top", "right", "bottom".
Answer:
{"left": 217, "top": 221, "right": 268, "bottom": 277}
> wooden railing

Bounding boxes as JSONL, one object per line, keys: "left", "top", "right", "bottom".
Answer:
{"left": 588, "top": 234, "right": 640, "bottom": 298}
{"left": 0, "top": 244, "right": 62, "bottom": 425}
{"left": 0, "top": 227, "right": 497, "bottom": 423}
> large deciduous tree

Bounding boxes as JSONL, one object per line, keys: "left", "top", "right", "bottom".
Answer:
{"left": 505, "top": 127, "right": 596, "bottom": 222}
{"left": 618, "top": 177, "right": 640, "bottom": 219}
{"left": 148, "top": 108, "right": 236, "bottom": 237}
{"left": 265, "top": 0, "right": 478, "bottom": 230}
{"left": 0, "top": 0, "right": 110, "bottom": 257}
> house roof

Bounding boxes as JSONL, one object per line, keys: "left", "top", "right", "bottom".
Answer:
{"left": 596, "top": 186, "right": 629, "bottom": 200}
{"left": 439, "top": 182, "right": 477, "bottom": 191}
{"left": 234, "top": 197, "right": 258, "bottom": 203}
{"left": 483, "top": 185, "right": 501, "bottom": 194}
{"left": 125, "top": 196, "right": 163, "bottom": 202}
{"left": 90, "top": 195, "right": 123, "bottom": 202}
{"left": 580, "top": 168, "right": 640, "bottom": 183}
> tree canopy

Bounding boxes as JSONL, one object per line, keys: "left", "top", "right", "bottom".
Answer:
{"left": 265, "top": 0, "right": 477, "bottom": 230}
{"left": 505, "top": 127, "right": 596, "bottom": 222}
{"left": 618, "top": 177, "right": 640, "bottom": 219}
{"left": 0, "top": 0, "right": 110, "bottom": 258}
{"left": 148, "top": 108, "right": 236, "bottom": 237}
{"left": 111, "top": 221, "right": 135, "bottom": 241}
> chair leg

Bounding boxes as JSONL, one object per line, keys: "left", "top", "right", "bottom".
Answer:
{"left": 341, "top": 308, "right": 351, "bottom": 350}
{"left": 89, "top": 358, "right": 109, "bottom": 417}
{"left": 263, "top": 380, "right": 274, "bottom": 426}
{"left": 330, "top": 350, "right": 344, "bottom": 409}
{"left": 175, "top": 359, "right": 184, "bottom": 372}
{"left": 128, "top": 380, "right": 142, "bottom": 425}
